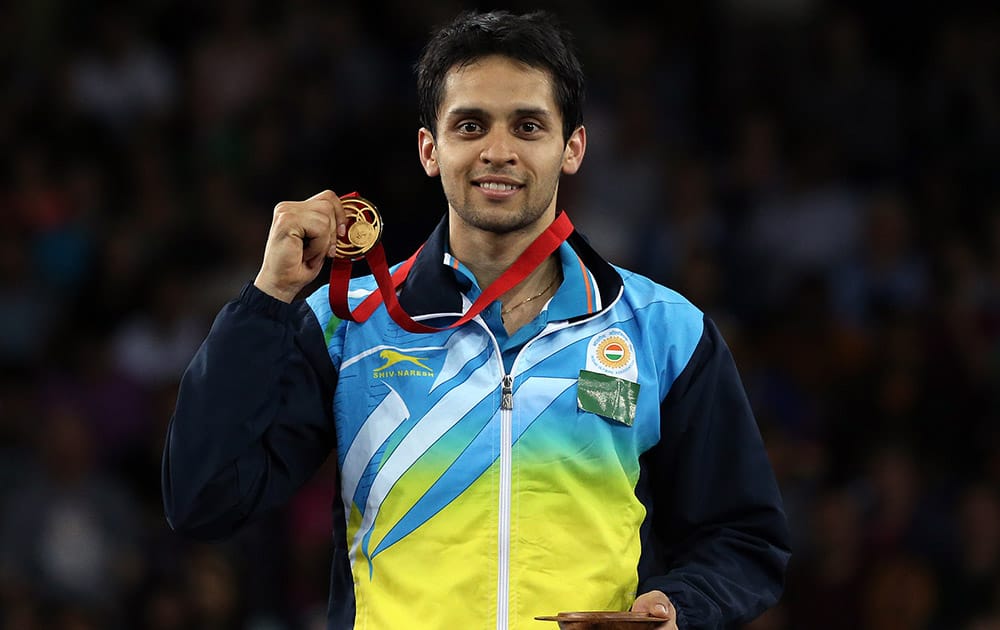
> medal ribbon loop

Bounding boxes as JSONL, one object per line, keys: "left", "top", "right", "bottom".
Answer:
{"left": 328, "top": 195, "right": 574, "bottom": 334}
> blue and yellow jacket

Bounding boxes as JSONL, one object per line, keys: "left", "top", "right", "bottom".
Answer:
{"left": 162, "top": 215, "right": 790, "bottom": 629}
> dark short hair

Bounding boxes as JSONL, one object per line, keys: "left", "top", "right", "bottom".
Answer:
{"left": 415, "top": 10, "right": 585, "bottom": 143}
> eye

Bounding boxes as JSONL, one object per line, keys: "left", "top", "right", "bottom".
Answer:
{"left": 457, "top": 121, "right": 484, "bottom": 134}
{"left": 517, "top": 121, "right": 542, "bottom": 136}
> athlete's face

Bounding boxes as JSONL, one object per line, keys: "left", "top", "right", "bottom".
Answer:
{"left": 418, "top": 55, "right": 585, "bottom": 236}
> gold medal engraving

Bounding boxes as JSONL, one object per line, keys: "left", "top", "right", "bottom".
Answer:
{"left": 348, "top": 221, "right": 377, "bottom": 249}
{"left": 335, "top": 195, "right": 383, "bottom": 259}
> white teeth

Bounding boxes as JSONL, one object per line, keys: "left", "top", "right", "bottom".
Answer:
{"left": 479, "top": 181, "right": 518, "bottom": 191}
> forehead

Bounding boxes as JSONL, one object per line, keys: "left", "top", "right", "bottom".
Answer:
{"left": 440, "top": 55, "right": 558, "bottom": 114}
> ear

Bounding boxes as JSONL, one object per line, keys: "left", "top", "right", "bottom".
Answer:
{"left": 561, "top": 125, "right": 587, "bottom": 175}
{"left": 418, "top": 127, "right": 439, "bottom": 177}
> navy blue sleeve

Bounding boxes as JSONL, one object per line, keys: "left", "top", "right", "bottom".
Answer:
{"left": 636, "top": 316, "right": 790, "bottom": 628}
{"left": 162, "top": 283, "right": 338, "bottom": 541}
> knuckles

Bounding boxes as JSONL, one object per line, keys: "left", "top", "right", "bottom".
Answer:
{"left": 272, "top": 199, "right": 334, "bottom": 219}
{"left": 271, "top": 208, "right": 331, "bottom": 235}
{"left": 273, "top": 190, "right": 340, "bottom": 218}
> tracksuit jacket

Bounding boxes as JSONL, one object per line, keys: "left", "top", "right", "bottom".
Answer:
{"left": 162, "top": 214, "right": 790, "bottom": 630}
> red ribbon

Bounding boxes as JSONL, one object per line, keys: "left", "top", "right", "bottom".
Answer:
{"left": 328, "top": 211, "right": 574, "bottom": 334}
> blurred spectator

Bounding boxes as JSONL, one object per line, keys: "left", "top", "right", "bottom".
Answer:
{"left": 140, "top": 580, "right": 191, "bottom": 630}
{"left": 742, "top": 603, "right": 788, "bottom": 630}
{"left": 0, "top": 233, "right": 54, "bottom": 365}
{"left": 641, "top": 155, "right": 727, "bottom": 286}
{"left": 935, "top": 484, "right": 1000, "bottom": 628}
{"left": 742, "top": 133, "right": 863, "bottom": 311}
{"left": 0, "top": 404, "right": 143, "bottom": 621}
{"left": 8, "top": 145, "right": 96, "bottom": 295}
{"left": 826, "top": 309, "right": 929, "bottom": 480}
{"left": 793, "top": 8, "right": 902, "bottom": 180}
{"left": 68, "top": 12, "right": 176, "bottom": 134}
{"left": 862, "top": 554, "right": 938, "bottom": 630}
{"left": 190, "top": 170, "right": 273, "bottom": 314}
{"left": 0, "top": 368, "right": 38, "bottom": 508}
{"left": 859, "top": 443, "right": 956, "bottom": 569}
{"left": 830, "top": 189, "right": 929, "bottom": 330}
{"left": 182, "top": 546, "right": 245, "bottom": 630}
{"left": 110, "top": 266, "right": 207, "bottom": 388}
{"left": 189, "top": 0, "right": 277, "bottom": 133}
{"left": 572, "top": 86, "right": 665, "bottom": 271}
{"left": 917, "top": 17, "right": 1000, "bottom": 160}
{"left": 39, "top": 330, "right": 150, "bottom": 469}
{"left": 785, "top": 487, "right": 868, "bottom": 629}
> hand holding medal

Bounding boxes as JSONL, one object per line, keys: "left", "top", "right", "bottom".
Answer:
{"left": 253, "top": 189, "right": 352, "bottom": 304}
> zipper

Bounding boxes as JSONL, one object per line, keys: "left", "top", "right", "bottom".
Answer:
{"left": 497, "top": 373, "right": 514, "bottom": 630}
{"left": 501, "top": 374, "right": 514, "bottom": 411}
{"left": 488, "top": 296, "right": 622, "bottom": 629}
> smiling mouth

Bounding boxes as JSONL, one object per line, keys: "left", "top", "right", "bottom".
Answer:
{"left": 475, "top": 181, "right": 522, "bottom": 192}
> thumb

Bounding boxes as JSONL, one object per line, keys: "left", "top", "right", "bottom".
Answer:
{"left": 632, "top": 591, "right": 672, "bottom": 618}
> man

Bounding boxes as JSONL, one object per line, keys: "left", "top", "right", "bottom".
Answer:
{"left": 163, "top": 10, "right": 790, "bottom": 630}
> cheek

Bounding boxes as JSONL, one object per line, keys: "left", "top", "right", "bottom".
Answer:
{"left": 436, "top": 159, "right": 456, "bottom": 185}
{"left": 538, "top": 154, "right": 567, "bottom": 183}
{"left": 435, "top": 157, "right": 465, "bottom": 198}
{"left": 436, "top": 152, "right": 469, "bottom": 184}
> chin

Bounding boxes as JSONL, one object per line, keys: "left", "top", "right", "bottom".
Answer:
{"left": 461, "top": 210, "right": 542, "bottom": 235}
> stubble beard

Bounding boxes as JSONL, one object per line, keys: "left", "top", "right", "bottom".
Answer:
{"left": 450, "top": 183, "right": 558, "bottom": 236}
{"left": 455, "top": 203, "right": 541, "bottom": 234}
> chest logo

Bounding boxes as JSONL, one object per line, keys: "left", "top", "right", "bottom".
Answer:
{"left": 373, "top": 349, "right": 434, "bottom": 378}
{"left": 586, "top": 329, "right": 637, "bottom": 379}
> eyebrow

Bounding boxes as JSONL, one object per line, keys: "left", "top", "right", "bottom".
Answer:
{"left": 444, "top": 106, "right": 554, "bottom": 120}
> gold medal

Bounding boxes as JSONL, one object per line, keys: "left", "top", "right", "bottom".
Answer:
{"left": 335, "top": 195, "right": 383, "bottom": 259}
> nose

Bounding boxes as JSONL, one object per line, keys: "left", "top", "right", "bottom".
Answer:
{"left": 479, "top": 129, "right": 517, "bottom": 166}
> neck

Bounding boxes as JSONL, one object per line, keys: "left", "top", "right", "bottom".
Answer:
{"left": 500, "top": 254, "right": 561, "bottom": 301}
{"left": 447, "top": 211, "right": 563, "bottom": 332}
{"left": 497, "top": 255, "right": 561, "bottom": 334}
{"left": 454, "top": 233, "right": 533, "bottom": 288}
{"left": 455, "top": 234, "right": 562, "bottom": 305}
{"left": 448, "top": 211, "right": 556, "bottom": 289}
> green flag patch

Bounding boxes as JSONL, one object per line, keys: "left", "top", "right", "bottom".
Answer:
{"left": 577, "top": 369, "right": 640, "bottom": 427}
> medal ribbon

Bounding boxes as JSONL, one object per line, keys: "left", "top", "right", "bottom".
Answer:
{"left": 328, "top": 209, "right": 574, "bottom": 334}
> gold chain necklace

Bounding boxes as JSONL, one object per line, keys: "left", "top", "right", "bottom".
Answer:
{"left": 501, "top": 273, "right": 558, "bottom": 317}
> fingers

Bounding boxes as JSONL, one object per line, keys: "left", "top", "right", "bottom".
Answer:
{"left": 631, "top": 590, "right": 671, "bottom": 615}
{"left": 305, "top": 189, "right": 348, "bottom": 245}
{"left": 275, "top": 191, "right": 349, "bottom": 255}
{"left": 255, "top": 189, "right": 348, "bottom": 302}
{"left": 631, "top": 591, "right": 676, "bottom": 629}
{"left": 306, "top": 190, "right": 333, "bottom": 201}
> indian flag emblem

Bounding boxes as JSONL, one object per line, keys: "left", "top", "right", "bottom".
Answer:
{"left": 603, "top": 342, "right": 625, "bottom": 363}
{"left": 595, "top": 335, "right": 632, "bottom": 370}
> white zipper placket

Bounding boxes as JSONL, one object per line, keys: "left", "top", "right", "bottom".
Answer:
{"left": 497, "top": 371, "right": 514, "bottom": 630}
{"left": 491, "top": 327, "right": 583, "bottom": 630}
{"left": 487, "top": 286, "right": 622, "bottom": 630}
{"left": 463, "top": 315, "right": 513, "bottom": 630}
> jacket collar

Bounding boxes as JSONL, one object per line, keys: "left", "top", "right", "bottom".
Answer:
{"left": 396, "top": 213, "right": 624, "bottom": 322}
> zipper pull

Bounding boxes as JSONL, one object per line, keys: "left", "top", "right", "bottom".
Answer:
{"left": 501, "top": 374, "right": 513, "bottom": 410}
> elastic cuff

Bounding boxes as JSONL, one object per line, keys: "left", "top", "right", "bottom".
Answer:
{"left": 673, "top": 601, "right": 686, "bottom": 629}
{"left": 239, "top": 282, "right": 295, "bottom": 321}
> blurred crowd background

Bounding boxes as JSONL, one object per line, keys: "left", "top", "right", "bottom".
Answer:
{"left": 1, "top": 0, "right": 998, "bottom": 628}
